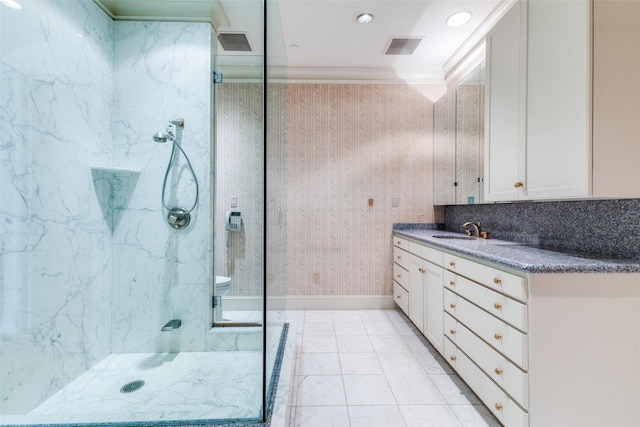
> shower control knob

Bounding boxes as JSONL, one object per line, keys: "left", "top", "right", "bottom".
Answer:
{"left": 167, "top": 207, "right": 191, "bottom": 230}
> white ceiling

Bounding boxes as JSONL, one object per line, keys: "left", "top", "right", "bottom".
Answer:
{"left": 94, "top": 0, "right": 514, "bottom": 82}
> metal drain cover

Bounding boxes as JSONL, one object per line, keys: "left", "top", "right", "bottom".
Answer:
{"left": 120, "top": 380, "right": 145, "bottom": 393}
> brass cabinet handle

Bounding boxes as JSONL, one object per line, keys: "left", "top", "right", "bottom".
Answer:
{"left": 450, "top": 355, "right": 457, "bottom": 362}
{"left": 514, "top": 181, "right": 524, "bottom": 188}
{"left": 493, "top": 277, "right": 502, "bottom": 284}
{"left": 396, "top": 295, "right": 401, "bottom": 299}
{"left": 396, "top": 274, "right": 402, "bottom": 278}
{"left": 396, "top": 255, "right": 401, "bottom": 260}
{"left": 493, "top": 303, "right": 502, "bottom": 310}
{"left": 494, "top": 333, "right": 502, "bottom": 340}
{"left": 449, "top": 303, "right": 456, "bottom": 309}
{"left": 450, "top": 329, "right": 456, "bottom": 335}
{"left": 494, "top": 368, "right": 503, "bottom": 375}
{"left": 418, "top": 267, "right": 426, "bottom": 273}
{"left": 449, "top": 280, "right": 455, "bottom": 286}
{"left": 495, "top": 403, "right": 503, "bottom": 411}
{"left": 449, "top": 261, "right": 456, "bottom": 267}
{"left": 396, "top": 240, "right": 402, "bottom": 245}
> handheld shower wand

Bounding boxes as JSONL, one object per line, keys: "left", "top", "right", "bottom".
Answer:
{"left": 152, "top": 118, "right": 199, "bottom": 230}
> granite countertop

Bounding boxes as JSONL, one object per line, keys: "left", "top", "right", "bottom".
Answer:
{"left": 393, "top": 229, "right": 640, "bottom": 274}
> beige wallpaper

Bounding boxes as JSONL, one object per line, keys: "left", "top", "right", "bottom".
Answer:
{"left": 282, "top": 83, "right": 440, "bottom": 296}
{"left": 217, "top": 82, "right": 441, "bottom": 298}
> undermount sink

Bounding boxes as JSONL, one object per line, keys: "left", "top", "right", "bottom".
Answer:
{"left": 431, "top": 235, "right": 475, "bottom": 240}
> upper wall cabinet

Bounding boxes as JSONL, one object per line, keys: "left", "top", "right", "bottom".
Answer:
{"left": 434, "top": 64, "right": 485, "bottom": 205}
{"left": 485, "top": 0, "right": 640, "bottom": 202}
{"left": 485, "top": 0, "right": 589, "bottom": 202}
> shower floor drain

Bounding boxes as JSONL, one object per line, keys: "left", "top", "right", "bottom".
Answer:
{"left": 120, "top": 380, "right": 145, "bottom": 393}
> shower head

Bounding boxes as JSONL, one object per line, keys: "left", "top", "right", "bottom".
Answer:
{"left": 153, "top": 131, "right": 174, "bottom": 143}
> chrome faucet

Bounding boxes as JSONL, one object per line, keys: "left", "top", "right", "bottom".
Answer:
{"left": 462, "top": 221, "right": 481, "bottom": 237}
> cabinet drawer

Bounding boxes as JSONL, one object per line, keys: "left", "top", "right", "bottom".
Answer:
{"left": 409, "top": 242, "right": 443, "bottom": 266}
{"left": 393, "top": 246, "right": 411, "bottom": 270}
{"left": 445, "top": 313, "right": 529, "bottom": 409}
{"left": 393, "top": 236, "right": 410, "bottom": 249}
{"left": 393, "top": 282, "right": 409, "bottom": 315}
{"left": 445, "top": 289, "right": 528, "bottom": 369}
{"left": 393, "top": 263, "right": 409, "bottom": 290}
{"left": 443, "top": 254, "right": 527, "bottom": 303}
{"left": 445, "top": 339, "right": 529, "bottom": 427}
{"left": 445, "top": 271, "right": 528, "bottom": 332}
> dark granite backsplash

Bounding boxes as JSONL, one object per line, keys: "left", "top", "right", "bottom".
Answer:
{"left": 443, "top": 199, "right": 640, "bottom": 260}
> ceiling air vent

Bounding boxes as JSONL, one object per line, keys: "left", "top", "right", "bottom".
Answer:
{"left": 217, "top": 33, "right": 252, "bottom": 52}
{"left": 384, "top": 37, "right": 423, "bottom": 55}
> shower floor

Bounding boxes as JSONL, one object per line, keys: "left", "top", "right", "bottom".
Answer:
{"left": 2, "top": 324, "right": 289, "bottom": 426}
{"left": 25, "top": 350, "right": 263, "bottom": 425}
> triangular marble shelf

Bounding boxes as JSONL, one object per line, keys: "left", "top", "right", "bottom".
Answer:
{"left": 91, "top": 167, "right": 141, "bottom": 233}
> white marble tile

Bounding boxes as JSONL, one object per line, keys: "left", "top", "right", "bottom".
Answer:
{"left": 365, "top": 321, "right": 401, "bottom": 336}
{"left": 348, "top": 405, "right": 407, "bottom": 427}
{"left": 293, "top": 406, "right": 350, "bottom": 427}
{"left": 449, "top": 405, "right": 502, "bottom": 427}
{"left": 334, "top": 321, "right": 367, "bottom": 336}
{"left": 296, "top": 375, "right": 346, "bottom": 406}
{"left": 378, "top": 352, "right": 426, "bottom": 375}
{"left": 400, "top": 405, "right": 463, "bottom": 427}
{"left": 386, "top": 375, "right": 447, "bottom": 405}
{"left": 304, "top": 322, "right": 336, "bottom": 336}
{"left": 369, "top": 335, "right": 412, "bottom": 353}
{"left": 359, "top": 310, "right": 393, "bottom": 323}
{"left": 332, "top": 310, "right": 363, "bottom": 322}
{"left": 336, "top": 335, "right": 375, "bottom": 353}
{"left": 342, "top": 375, "right": 396, "bottom": 405}
{"left": 402, "top": 334, "right": 433, "bottom": 353}
{"left": 430, "top": 374, "right": 481, "bottom": 405}
{"left": 305, "top": 310, "right": 334, "bottom": 323}
{"left": 415, "top": 352, "right": 456, "bottom": 375}
{"left": 339, "top": 352, "right": 384, "bottom": 375}
{"left": 299, "top": 353, "right": 342, "bottom": 376}
{"left": 301, "top": 335, "right": 338, "bottom": 353}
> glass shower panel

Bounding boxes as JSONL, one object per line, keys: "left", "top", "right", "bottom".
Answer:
{"left": 0, "top": 0, "right": 267, "bottom": 425}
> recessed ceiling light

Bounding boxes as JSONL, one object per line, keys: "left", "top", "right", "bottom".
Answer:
{"left": 356, "top": 13, "right": 374, "bottom": 24}
{"left": 446, "top": 11, "right": 472, "bottom": 27}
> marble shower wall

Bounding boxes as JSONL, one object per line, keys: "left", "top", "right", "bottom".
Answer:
{"left": 0, "top": 0, "right": 114, "bottom": 413}
{"left": 111, "top": 21, "right": 213, "bottom": 353}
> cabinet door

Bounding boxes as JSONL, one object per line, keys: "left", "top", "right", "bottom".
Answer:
{"left": 525, "top": 0, "right": 590, "bottom": 199}
{"left": 408, "top": 254, "right": 426, "bottom": 332}
{"left": 424, "top": 261, "right": 444, "bottom": 355}
{"left": 484, "top": 1, "right": 526, "bottom": 201}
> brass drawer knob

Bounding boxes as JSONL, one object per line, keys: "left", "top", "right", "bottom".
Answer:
{"left": 494, "top": 333, "right": 502, "bottom": 340}
{"left": 397, "top": 274, "right": 402, "bottom": 278}
{"left": 493, "top": 277, "right": 502, "bottom": 285}
{"left": 418, "top": 267, "right": 426, "bottom": 273}
{"left": 396, "top": 295, "right": 401, "bottom": 299}
{"left": 494, "top": 368, "right": 503, "bottom": 375}
{"left": 495, "top": 403, "right": 503, "bottom": 411}
{"left": 449, "top": 261, "right": 456, "bottom": 267}
{"left": 493, "top": 303, "right": 502, "bottom": 310}
{"left": 450, "top": 355, "right": 456, "bottom": 362}
{"left": 514, "top": 181, "right": 524, "bottom": 188}
{"left": 449, "top": 280, "right": 455, "bottom": 286}
{"left": 449, "top": 303, "right": 456, "bottom": 309}
{"left": 450, "top": 329, "right": 456, "bottom": 335}
{"left": 397, "top": 255, "right": 401, "bottom": 259}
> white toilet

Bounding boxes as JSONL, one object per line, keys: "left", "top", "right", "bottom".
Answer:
{"left": 214, "top": 276, "right": 232, "bottom": 322}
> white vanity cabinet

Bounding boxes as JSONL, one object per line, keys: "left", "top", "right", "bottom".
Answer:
{"left": 485, "top": 0, "right": 590, "bottom": 202}
{"left": 392, "top": 236, "right": 444, "bottom": 355}
{"left": 393, "top": 234, "right": 640, "bottom": 427}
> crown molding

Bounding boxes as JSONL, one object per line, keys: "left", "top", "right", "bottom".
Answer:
{"left": 442, "top": 0, "right": 518, "bottom": 78}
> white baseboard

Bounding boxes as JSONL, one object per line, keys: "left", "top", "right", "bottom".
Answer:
{"left": 223, "top": 295, "right": 396, "bottom": 311}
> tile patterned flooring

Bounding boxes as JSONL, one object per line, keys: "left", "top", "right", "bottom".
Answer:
{"left": 285, "top": 309, "right": 501, "bottom": 427}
